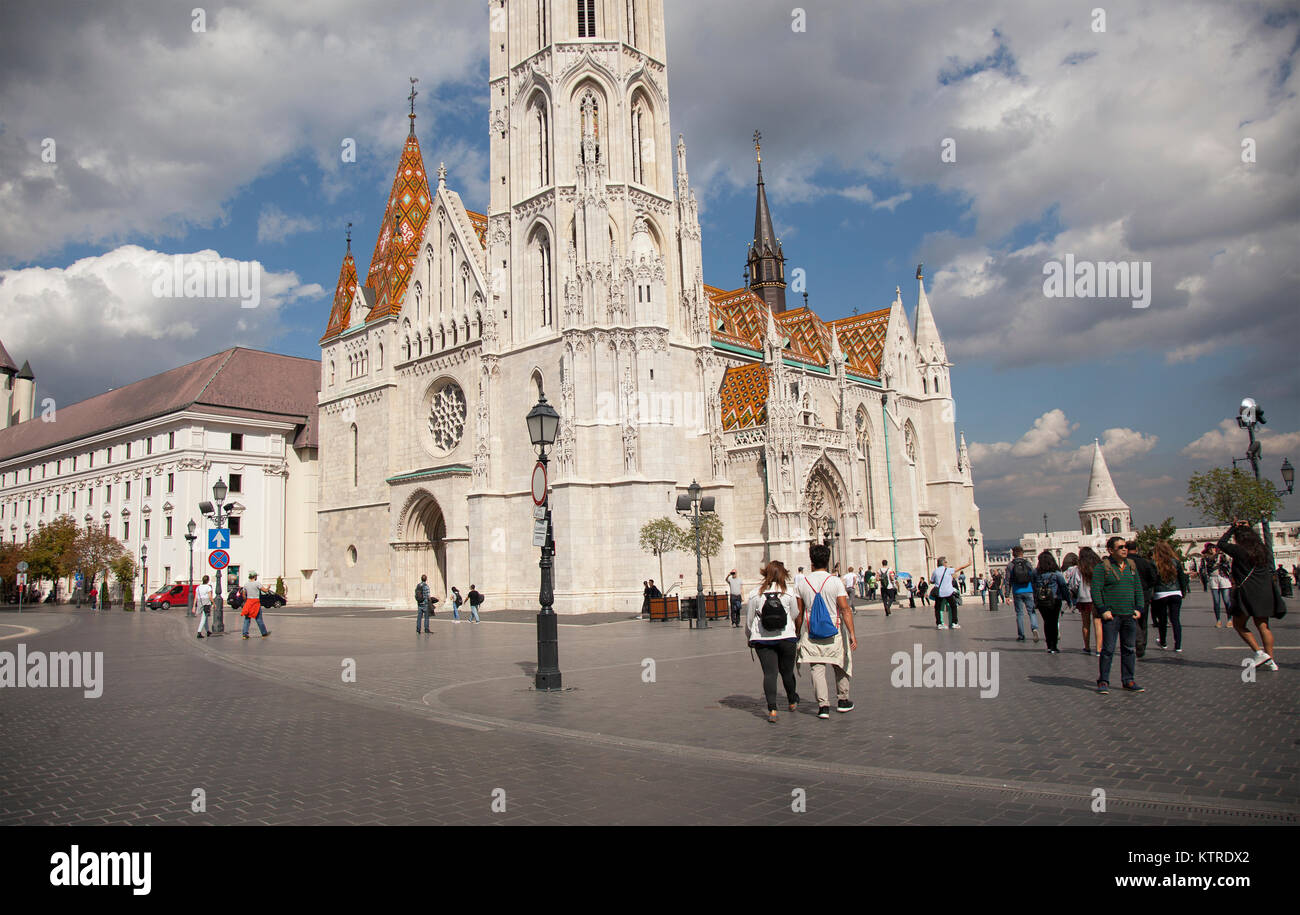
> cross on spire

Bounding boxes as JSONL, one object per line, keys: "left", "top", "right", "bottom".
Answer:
{"left": 346, "top": 221, "right": 352, "bottom": 253}
{"left": 407, "top": 77, "right": 419, "bottom": 135}
{"left": 753, "top": 130, "right": 762, "bottom": 163}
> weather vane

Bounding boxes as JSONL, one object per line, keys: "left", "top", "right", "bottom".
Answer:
{"left": 346, "top": 221, "right": 352, "bottom": 252}
{"left": 753, "top": 130, "right": 762, "bottom": 163}
{"left": 408, "top": 77, "right": 419, "bottom": 116}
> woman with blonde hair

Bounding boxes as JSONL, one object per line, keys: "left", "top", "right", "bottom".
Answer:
{"left": 1151, "top": 541, "right": 1188, "bottom": 651}
{"left": 746, "top": 560, "right": 801, "bottom": 723}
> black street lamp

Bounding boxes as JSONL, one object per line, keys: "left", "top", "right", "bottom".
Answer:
{"left": 676, "top": 480, "right": 716, "bottom": 628}
{"left": 199, "top": 478, "right": 230, "bottom": 620}
{"left": 967, "top": 526, "right": 979, "bottom": 579}
{"left": 184, "top": 518, "right": 197, "bottom": 614}
{"left": 140, "top": 544, "right": 148, "bottom": 612}
{"left": 527, "top": 394, "right": 562, "bottom": 690}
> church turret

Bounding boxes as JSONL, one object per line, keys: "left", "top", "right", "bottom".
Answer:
{"left": 12, "top": 359, "right": 35, "bottom": 425}
{"left": 1078, "top": 439, "right": 1133, "bottom": 536}
{"left": 914, "top": 264, "right": 946, "bottom": 365}
{"left": 746, "top": 131, "right": 787, "bottom": 313}
{"left": 0, "top": 338, "right": 16, "bottom": 429}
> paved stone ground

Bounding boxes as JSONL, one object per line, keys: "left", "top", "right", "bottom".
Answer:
{"left": 0, "top": 591, "right": 1295, "bottom": 825}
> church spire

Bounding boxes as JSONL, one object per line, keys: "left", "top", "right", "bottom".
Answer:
{"left": 913, "top": 263, "right": 945, "bottom": 363}
{"left": 1079, "top": 439, "right": 1130, "bottom": 515}
{"left": 407, "top": 77, "right": 418, "bottom": 136}
{"left": 747, "top": 130, "right": 787, "bottom": 313}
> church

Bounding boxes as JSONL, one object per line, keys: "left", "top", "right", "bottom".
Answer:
{"left": 315, "top": 0, "right": 982, "bottom": 612}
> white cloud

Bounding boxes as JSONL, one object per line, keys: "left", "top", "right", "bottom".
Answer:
{"left": 0, "top": 245, "right": 321, "bottom": 405}
{"left": 257, "top": 205, "right": 318, "bottom": 244}
{"left": 1182, "top": 418, "right": 1300, "bottom": 464}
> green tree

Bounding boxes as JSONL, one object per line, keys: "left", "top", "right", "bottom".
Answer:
{"left": 680, "top": 512, "right": 725, "bottom": 592}
{"left": 639, "top": 517, "right": 684, "bottom": 586}
{"left": 1186, "top": 467, "right": 1283, "bottom": 526}
{"left": 73, "top": 526, "right": 126, "bottom": 609}
{"left": 275, "top": 576, "right": 286, "bottom": 598}
{"left": 1134, "top": 517, "right": 1182, "bottom": 558}
{"left": 111, "top": 554, "right": 138, "bottom": 609}
{"left": 23, "top": 514, "right": 81, "bottom": 593}
{"left": 0, "top": 541, "right": 22, "bottom": 603}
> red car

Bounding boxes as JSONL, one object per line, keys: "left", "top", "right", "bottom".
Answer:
{"left": 146, "top": 583, "right": 199, "bottom": 610}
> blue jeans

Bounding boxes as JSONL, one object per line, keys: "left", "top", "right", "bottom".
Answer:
{"left": 1098, "top": 615, "right": 1137, "bottom": 685}
{"left": 1211, "top": 588, "right": 1230, "bottom": 620}
{"left": 469, "top": 602, "right": 481, "bottom": 622}
{"left": 1012, "top": 591, "right": 1038, "bottom": 637}
{"left": 452, "top": 599, "right": 461, "bottom": 620}
{"left": 241, "top": 606, "right": 269, "bottom": 636}
{"left": 730, "top": 593, "right": 742, "bottom": 625}
{"left": 416, "top": 603, "right": 432, "bottom": 630}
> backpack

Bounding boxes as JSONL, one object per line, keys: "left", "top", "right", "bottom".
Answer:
{"left": 806, "top": 574, "right": 839, "bottom": 639}
{"left": 415, "top": 583, "right": 427, "bottom": 603}
{"left": 1033, "top": 573, "right": 1057, "bottom": 606}
{"left": 759, "top": 592, "right": 788, "bottom": 631}
{"left": 1011, "top": 558, "right": 1034, "bottom": 587}
{"left": 229, "top": 587, "right": 246, "bottom": 610}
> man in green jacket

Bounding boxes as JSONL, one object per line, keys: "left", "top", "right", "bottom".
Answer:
{"left": 1093, "top": 536, "right": 1144, "bottom": 694}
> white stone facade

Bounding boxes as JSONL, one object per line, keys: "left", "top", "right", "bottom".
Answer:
{"left": 315, "top": 0, "right": 983, "bottom": 611}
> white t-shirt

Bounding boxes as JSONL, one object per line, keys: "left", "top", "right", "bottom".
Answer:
{"left": 727, "top": 575, "right": 743, "bottom": 596}
{"left": 196, "top": 583, "right": 213, "bottom": 606}
{"left": 841, "top": 571, "right": 857, "bottom": 592}
{"left": 795, "top": 570, "right": 848, "bottom": 635}
{"left": 930, "top": 566, "right": 956, "bottom": 598}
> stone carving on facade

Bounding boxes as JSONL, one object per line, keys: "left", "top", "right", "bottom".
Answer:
{"left": 710, "top": 430, "right": 728, "bottom": 481}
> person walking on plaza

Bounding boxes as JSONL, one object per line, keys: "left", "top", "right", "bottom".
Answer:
{"left": 1217, "top": 521, "right": 1279, "bottom": 671}
{"left": 930, "top": 556, "right": 970, "bottom": 629}
{"left": 865, "top": 566, "right": 877, "bottom": 601}
{"left": 1004, "top": 547, "right": 1039, "bottom": 642}
{"left": 746, "top": 560, "right": 800, "bottom": 723}
{"left": 858, "top": 566, "right": 868, "bottom": 601}
{"left": 1197, "top": 554, "right": 1209, "bottom": 592}
{"left": 989, "top": 571, "right": 1002, "bottom": 612}
{"left": 1093, "top": 537, "right": 1143, "bottom": 694}
{"left": 1125, "top": 540, "right": 1157, "bottom": 658}
{"left": 195, "top": 575, "right": 214, "bottom": 639}
{"left": 241, "top": 572, "right": 272, "bottom": 639}
{"left": 958, "top": 571, "right": 967, "bottom": 595}
{"left": 795, "top": 544, "right": 856, "bottom": 719}
{"left": 917, "top": 576, "right": 930, "bottom": 607}
{"left": 727, "top": 569, "right": 744, "bottom": 627}
{"left": 467, "top": 585, "right": 484, "bottom": 623}
{"left": 840, "top": 566, "right": 857, "bottom": 612}
{"left": 1207, "top": 543, "right": 1232, "bottom": 627}
{"left": 451, "top": 585, "right": 464, "bottom": 622}
{"left": 880, "top": 560, "right": 897, "bottom": 617}
{"left": 1033, "top": 551, "right": 1071, "bottom": 653}
{"left": 1066, "top": 547, "right": 1103, "bottom": 654}
{"left": 415, "top": 575, "right": 434, "bottom": 633}
{"left": 1151, "top": 541, "right": 1188, "bottom": 652}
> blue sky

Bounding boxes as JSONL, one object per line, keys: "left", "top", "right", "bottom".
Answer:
{"left": 1, "top": 0, "right": 1297, "bottom": 538}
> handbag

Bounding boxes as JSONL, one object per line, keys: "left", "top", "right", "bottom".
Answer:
{"left": 1273, "top": 576, "right": 1288, "bottom": 620}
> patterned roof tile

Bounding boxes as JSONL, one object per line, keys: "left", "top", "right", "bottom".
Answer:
{"left": 364, "top": 134, "right": 431, "bottom": 322}
{"left": 719, "top": 362, "right": 769, "bottom": 431}
{"left": 319, "top": 249, "right": 360, "bottom": 343}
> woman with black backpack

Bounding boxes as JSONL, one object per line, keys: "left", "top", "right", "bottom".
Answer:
{"left": 1033, "top": 551, "right": 1072, "bottom": 654}
{"left": 746, "top": 560, "right": 800, "bottom": 723}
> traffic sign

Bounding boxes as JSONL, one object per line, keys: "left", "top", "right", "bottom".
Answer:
{"left": 208, "top": 528, "right": 230, "bottom": 550}
{"left": 532, "top": 519, "right": 548, "bottom": 547}
{"left": 16, "top": 573, "right": 27, "bottom": 587}
{"left": 17, "top": 560, "right": 28, "bottom": 572}
{"left": 531, "top": 461, "right": 547, "bottom": 505}
{"left": 208, "top": 549, "right": 230, "bottom": 570}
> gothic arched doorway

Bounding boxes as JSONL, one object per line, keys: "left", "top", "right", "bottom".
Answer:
{"left": 803, "top": 460, "right": 848, "bottom": 570}
{"left": 396, "top": 491, "right": 448, "bottom": 600}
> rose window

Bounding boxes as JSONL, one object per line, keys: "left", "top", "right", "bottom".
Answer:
{"left": 428, "top": 382, "right": 467, "bottom": 452}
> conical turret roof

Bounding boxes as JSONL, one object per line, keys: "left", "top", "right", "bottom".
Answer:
{"left": 0, "top": 339, "right": 17, "bottom": 375}
{"left": 364, "top": 130, "right": 432, "bottom": 322}
{"left": 320, "top": 241, "right": 360, "bottom": 343}
{"left": 913, "top": 266, "right": 945, "bottom": 362}
{"left": 1079, "top": 439, "right": 1130, "bottom": 512}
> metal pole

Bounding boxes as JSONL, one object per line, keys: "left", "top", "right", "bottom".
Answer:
{"left": 695, "top": 500, "right": 706, "bottom": 628}
{"left": 188, "top": 538, "right": 195, "bottom": 615}
{"left": 535, "top": 448, "right": 562, "bottom": 690}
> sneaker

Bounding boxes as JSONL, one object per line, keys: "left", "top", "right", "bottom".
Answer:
{"left": 1215, "top": 621, "right": 1223, "bottom": 628}
{"left": 836, "top": 699, "right": 855, "bottom": 713}
{"left": 767, "top": 710, "right": 778, "bottom": 723}
{"left": 1081, "top": 647, "right": 1091, "bottom": 655}
{"left": 261, "top": 631, "right": 271, "bottom": 638}
{"left": 1174, "top": 647, "right": 1183, "bottom": 653}
{"left": 1262, "top": 658, "right": 1279, "bottom": 671}
{"left": 952, "top": 623, "right": 961, "bottom": 629}
{"left": 1122, "top": 682, "right": 1145, "bottom": 693}
{"left": 196, "top": 633, "right": 204, "bottom": 639}
{"left": 1097, "top": 683, "right": 1110, "bottom": 695}
{"left": 937, "top": 624, "right": 945, "bottom": 630}
{"left": 1253, "top": 649, "right": 1270, "bottom": 667}
{"left": 1032, "top": 630, "right": 1039, "bottom": 642}
{"left": 242, "top": 634, "right": 250, "bottom": 640}
{"left": 817, "top": 707, "right": 831, "bottom": 719}
{"left": 789, "top": 698, "right": 799, "bottom": 711}
{"left": 1016, "top": 636, "right": 1026, "bottom": 642}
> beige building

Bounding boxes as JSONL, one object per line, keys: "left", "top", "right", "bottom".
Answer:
{"left": 315, "top": 0, "right": 982, "bottom": 612}
{"left": 0, "top": 347, "right": 320, "bottom": 602}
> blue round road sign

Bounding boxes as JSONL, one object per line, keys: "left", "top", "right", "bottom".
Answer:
{"left": 208, "top": 549, "right": 230, "bottom": 570}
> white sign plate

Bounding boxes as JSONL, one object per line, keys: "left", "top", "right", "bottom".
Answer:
{"left": 532, "top": 519, "right": 548, "bottom": 547}
{"left": 533, "top": 504, "right": 546, "bottom": 520}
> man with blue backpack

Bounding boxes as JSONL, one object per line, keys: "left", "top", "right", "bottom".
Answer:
{"left": 795, "top": 543, "right": 858, "bottom": 719}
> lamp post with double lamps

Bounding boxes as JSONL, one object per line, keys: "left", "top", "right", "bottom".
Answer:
{"left": 140, "top": 544, "right": 148, "bottom": 612}
{"left": 967, "top": 527, "right": 979, "bottom": 579}
{"left": 198, "top": 478, "right": 229, "bottom": 629}
{"left": 675, "top": 481, "right": 716, "bottom": 629}
{"left": 184, "top": 519, "right": 197, "bottom": 614}
{"left": 1236, "top": 398, "right": 1296, "bottom": 570}
{"left": 527, "top": 395, "right": 562, "bottom": 690}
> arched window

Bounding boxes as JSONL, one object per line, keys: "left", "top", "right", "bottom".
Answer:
{"left": 403, "top": 336, "right": 411, "bottom": 360}
{"left": 922, "top": 377, "right": 928, "bottom": 394}
{"left": 1101, "top": 518, "right": 1111, "bottom": 534}
{"left": 530, "top": 226, "right": 554, "bottom": 327}
{"left": 631, "top": 102, "right": 644, "bottom": 184}
{"left": 935, "top": 375, "right": 941, "bottom": 393}
{"left": 856, "top": 407, "right": 876, "bottom": 528}
{"left": 461, "top": 265, "right": 469, "bottom": 311}
{"left": 529, "top": 95, "right": 550, "bottom": 188}
{"left": 414, "top": 281, "right": 422, "bottom": 321}
{"left": 376, "top": 342, "right": 383, "bottom": 370}
{"left": 440, "top": 325, "right": 447, "bottom": 350}
{"left": 531, "top": 370, "right": 545, "bottom": 400}
{"left": 1084, "top": 519, "right": 1093, "bottom": 536}
{"left": 1112, "top": 516, "right": 1122, "bottom": 532}
{"left": 537, "top": 0, "right": 548, "bottom": 47}
{"left": 578, "top": 91, "right": 601, "bottom": 163}
{"left": 577, "top": 0, "right": 596, "bottom": 37}
{"left": 351, "top": 424, "right": 358, "bottom": 487}
{"left": 627, "top": 0, "right": 637, "bottom": 45}
{"left": 476, "top": 312, "right": 483, "bottom": 338}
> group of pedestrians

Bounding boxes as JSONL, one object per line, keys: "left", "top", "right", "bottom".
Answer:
{"left": 195, "top": 573, "right": 274, "bottom": 640}
{"left": 414, "top": 576, "right": 484, "bottom": 632}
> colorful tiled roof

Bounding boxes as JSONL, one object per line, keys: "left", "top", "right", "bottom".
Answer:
{"left": 465, "top": 210, "right": 488, "bottom": 249}
{"left": 719, "top": 362, "right": 769, "bottom": 431}
{"left": 319, "top": 248, "right": 360, "bottom": 343}
{"left": 829, "top": 308, "right": 890, "bottom": 377}
{"left": 364, "top": 133, "right": 432, "bottom": 321}
{"left": 706, "top": 285, "right": 768, "bottom": 350}
{"left": 775, "top": 307, "right": 831, "bottom": 366}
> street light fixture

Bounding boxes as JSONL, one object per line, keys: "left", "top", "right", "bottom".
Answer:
{"left": 676, "top": 480, "right": 715, "bottom": 629}
{"left": 1235, "top": 397, "right": 1293, "bottom": 571}
{"left": 140, "top": 544, "right": 148, "bottom": 612}
{"left": 526, "top": 395, "right": 562, "bottom": 691}
{"left": 967, "top": 526, "right": 979, "bottom": 579}
{"left": 185, "top": 518, "right": 197, "bottom": 614}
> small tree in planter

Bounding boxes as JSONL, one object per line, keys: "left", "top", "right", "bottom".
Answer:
{"left": 275, "top": 576, "right": 286, "bottom": 598}
{"left": 111, "top": 554, "right": 138, "bottom": 610}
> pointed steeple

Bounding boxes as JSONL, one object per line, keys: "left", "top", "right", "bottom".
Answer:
{"left": 913, "top": 263, "right": 944, "bottom": 363}
{"left": 16, "top": 360, "right": 33, "bottom": 380}
{"left": 0, "top": 338, "right": 17, "bottom": 376}
{"left": 746, "top": 130, "right": 787, "bottom": 313}
{"left": 363, "top": 90, "right": 432, "bottom": 322}
{"left": 320, "top": 233, "right": 361, "bottom": 343}
{"left": 1079, "top": 439, "right": 1129, "bottom": 513}
{"left": 829, "top": 323, "right": 842, "bottom": 363}
{"left": 959, "top": 431, "right": 971, "bottom": 478}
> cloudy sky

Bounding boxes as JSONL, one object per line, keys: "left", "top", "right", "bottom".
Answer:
{"left": 1, "top": 0, "right": 1297, "bottom": 539}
